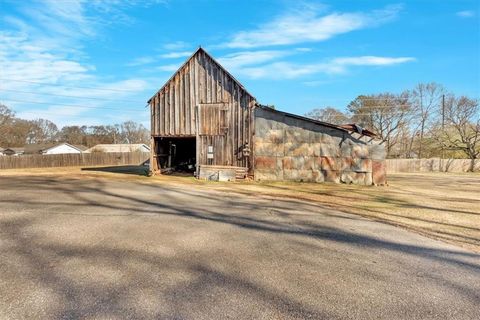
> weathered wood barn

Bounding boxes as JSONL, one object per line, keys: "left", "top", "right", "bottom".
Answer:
{"left": 148, "top": 48, "right": 386, "bottom": 185}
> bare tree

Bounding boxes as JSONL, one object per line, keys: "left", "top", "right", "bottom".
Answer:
{"left": 439, "top": 95, "right": 479, "bottom": 172}
{"left": 305, "top": 107, "right": 350, "bottom": 124}
{"left": 409, "top": 83, "right": 444, "bottom": 158}
{"left": 348, "top": 93, "right": 412, "bottom": 157}
{"left": 28, "top": 119, "right": 59, "bottom": 144}
{"left": 119, "top": 121, "right": 149, "bottom": 144}
{"left": 57, "top": 126, "right": 89, "bottom": 146}
{"left": 2, "top": 118, "right": 34, "bottom": 146}
{"left": 0, "top": 104, "right": 15, "bottom": 127}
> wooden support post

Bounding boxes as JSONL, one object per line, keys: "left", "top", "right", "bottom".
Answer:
{"left": 150, "top": 136, "right": 160, "bottom": 175}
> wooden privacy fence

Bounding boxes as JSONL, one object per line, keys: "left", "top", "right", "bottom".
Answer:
{"left": 0, "top": 152, "right": 150, "bottom": 170}
{"left": 386, "top": 158, "right": 479, "bottom": 173}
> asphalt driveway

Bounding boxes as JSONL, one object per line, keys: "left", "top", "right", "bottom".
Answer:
{"left": 0, "top": 175, "right": 479, "bottom": 319}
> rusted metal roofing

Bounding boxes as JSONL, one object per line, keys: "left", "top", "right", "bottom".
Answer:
{"left": 255, "top": 104, "right": 349, "bottom": 132}
{"left": 339, "top": 124, "right": 377, "bottom": 137}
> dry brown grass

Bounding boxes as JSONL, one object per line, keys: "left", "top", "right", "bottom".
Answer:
{"left": 1, "top": 166, "right": 479, "bottom": 251}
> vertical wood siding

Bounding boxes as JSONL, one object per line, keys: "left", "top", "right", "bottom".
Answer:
{"left": 150, "top": 49, "right": 255, "bottom": 168}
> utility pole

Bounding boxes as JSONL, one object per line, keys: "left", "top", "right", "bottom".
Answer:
{"left": 441, "top": 94, "right": 445, "bottom": 172}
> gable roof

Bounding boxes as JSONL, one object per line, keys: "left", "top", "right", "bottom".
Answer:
{"left": 23, "top": 143, "right": 88, "bottom": 154}
{"left": 72, "top": 144, "right": 88, "bottom": 151}
{"left": 42, "top": 143, "right": 88, "bottom": 153}
{"left": 147, "top": 47, "right": 255, "bottom": 103}
{"left": 3, "top": 147, "right": 24, "bottom": 154}
{"left": 24, "top": 143, "right": 57, "bottom": 154}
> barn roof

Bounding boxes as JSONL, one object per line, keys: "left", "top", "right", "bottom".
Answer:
{"left": 339, "top": 124, "right": 377, "bottom": 137}
{"left": 255, "top": 104, "right": 348, "bottom": 132}
{"left": 147, "top": 47, "right": 256, "bottom": 103}
{"left": 256, "top": 105, "right": 378, "bottom": 138}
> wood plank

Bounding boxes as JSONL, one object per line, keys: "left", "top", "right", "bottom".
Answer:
{"left": 175, "top": 74, "right": 180, "bottom": 135}
{"left": 169, "top": 82, "right": 174, "bottom": 135}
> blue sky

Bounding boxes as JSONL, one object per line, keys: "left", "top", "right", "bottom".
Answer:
{"left": 0, "top": 0, "right": 478, "bottom": 128}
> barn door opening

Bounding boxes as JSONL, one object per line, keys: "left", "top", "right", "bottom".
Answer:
{"left": 156, "top": 137, "right": 196, "bottom": 174}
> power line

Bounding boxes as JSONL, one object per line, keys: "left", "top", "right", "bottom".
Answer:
{"left": 0, "top": 88, "right": 146, "bottom": 104}
{"left": 0, "top": 78, "right": 149, "bottom": 93}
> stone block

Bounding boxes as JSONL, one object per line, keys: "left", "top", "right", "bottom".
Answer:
{"left": 364, "top": 172, "right": 373, "bottom": 186}
{"left": 323, "top": 170, "right": 340, "bottom": 183}
{"left": 310, "top": 131, "right": 323, "bottom": 143}
{"left": 372, "top": 160, "right": 387, "bottom": 185}
{"left": 255, "top": 156, "right": 281, "bottom": 170}
{"left": 284, "top": 142, "right": 314, "bottom": 156}
{"left": 263, "top": 129, "right": 284, "bottom": 144}
{"left": 341, "top": 171, "right": 366, "bottom": 185}
{"left": 341, "top": 157, "right": 354, "bottom": 171}
{"left": 284, "top": 169, "right": 314, "bottom": 182}
{"left": 312, "top": 169, "right": 325, "bottom": 183}
{"left": 282, "top": 156, "right": 314, "bottom": 170}
{"left": 320, "top": 133, "right": 334, "bottom": 144}
{"left": 312, "top": 142, "right": 322, "bottom": 156}
{"left": 352, "top": 158, "right": 372, "bottom": 172}
{"left": 340, "top": 140, "right": 353, "bottom": 157}
{"left": 255, "top": 142, "right": 284, "bottom": 157}
{"left": 352, "top": 144, "right": 369, "bottom": 158}
{"left": 320, "top": 143, "right": 340, "bottom": 157}
{"left": 254, "top": 169, "right": 282, "bottom": 181}
{"left": 283, "top": 169, "right": 300, "bottom": 181}
{"left": 321, "top": 157, "right": 341, "bottom": 171}
{"left": 313, "top": 156, "right": 322, "bottom": 170}
{"left": 285, "top": 128, "right": 309, "bottom": 143}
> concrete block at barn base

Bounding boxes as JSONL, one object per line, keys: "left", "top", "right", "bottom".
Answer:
{"left": 372, "top": 160, "right": 387, "bottom": 185}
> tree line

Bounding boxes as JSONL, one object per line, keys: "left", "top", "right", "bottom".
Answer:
{"left": 305, "top": 83, "right": 479, "bottom": 171}
{"left": 0, "top": 104, "right": 149, "bottom": 148}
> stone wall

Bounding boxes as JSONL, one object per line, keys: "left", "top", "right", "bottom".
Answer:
{"left": 253, "top": 107, "right": 386, "bottom": 185}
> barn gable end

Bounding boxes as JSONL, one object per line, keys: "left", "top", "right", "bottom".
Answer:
{"left": 149, "top": 48, "right": 256, "bottom": 174}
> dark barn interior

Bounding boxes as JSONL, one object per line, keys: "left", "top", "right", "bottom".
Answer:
{"left": 154, "top": 137, "right": 196, "bottom": 173}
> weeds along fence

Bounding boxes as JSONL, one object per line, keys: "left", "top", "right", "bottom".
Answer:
{"left": 0, "top": 152, "right": 150, "bottom": 170}
{"left": 386, "top": 158, "right": 479, "bottom": 173}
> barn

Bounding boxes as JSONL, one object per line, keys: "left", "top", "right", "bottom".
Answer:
{"left": 148, "top": 48, "right": 386, "bottom": 185}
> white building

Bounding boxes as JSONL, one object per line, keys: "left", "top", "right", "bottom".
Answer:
{"left": 24, "top": 143, "right": 87, "bottom": 155}
{"left": 42, "top": 143, "right": 88, "bottom": 155}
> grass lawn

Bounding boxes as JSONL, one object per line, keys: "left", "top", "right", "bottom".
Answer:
{"left": 1, "top": 166, "right": 479, "bottom": 251}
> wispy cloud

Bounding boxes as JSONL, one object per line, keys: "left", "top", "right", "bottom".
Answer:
{"left": 156, "top": 64, "right": 182, "bottom": 72}
{"left": 223, "top": 4, "right": 402, "bottom": 48}
{"left": 126, "top": 50, "right": 192, "bottom": 67}
{"left": 126, "top": 56, "right": 157, "bottom": 67}
{"left": 218, "top": 50, "right": 292, "bottom": 69}
{"left": 158, "top": 51, "right": 192, "bottom": 59}
{"left": 230, "top": 55, "right": 415, "bottom": 79}
{"left": 163, "top": 41, "right": 190, "bottom": 51}
{"left": 456, "top": 10, "right": 475, "bottom": 18}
